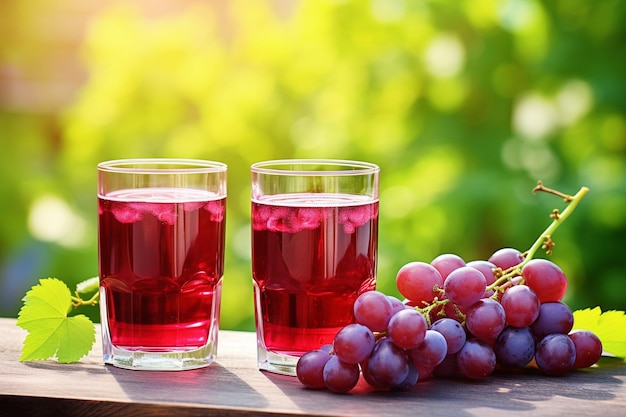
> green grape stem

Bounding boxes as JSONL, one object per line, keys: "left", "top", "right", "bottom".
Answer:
{"left": 485, "top": 183, "right": 589, "bottom": 292}
{"left": 71, "top": 290, "right": 100, "bottom": 308}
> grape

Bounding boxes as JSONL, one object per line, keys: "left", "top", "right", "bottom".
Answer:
{"left": 296, "top": 349, "right": 332, "bottom": 389}
{"left": 322, "top": 355, "right": 360, "bottom": 393}
{"left": 494, "top": 327, "right": 535, "bottom": 368}
{"left": 456, "top": 339, "right": 496, "bottom": 379}
{"left": 360, "top": 359, "right": 385, "bottom": 388}
{"left": 395, "top": 261, "right": 444, "bottom": 307}
{"left": 535, "top": 333, "right": 576, "bottom": 376}
{"left": 443, "top": 266, "right": 487, "bottom": 307}
{"left": 333, "top": 324, "right": 375, "bottom": 364}
{"left": 353, "top": 290, "right": 394, "bottom": 332}
{"left": 430, "top": 317, "right": 466, "bottom": 355}
{"left": 431, "top": 253, "right": 466, "bottom": 279}
{"left": 394, "top": 362, "right": 420, "bottom": 390}
{"left": 488, "top": 247, "right": 525, "bottom": 270}
{"left": 530, "top": 301, "right": 574, "bottom": 339}
{"left": 318, "top": 344, "right": 333, "bottom": 353}
{"left": 466, "top": 260, "right": 497, "bottom": 297}
{"left": 366, "top": 338, "right": 410, "bottom": 387}
{"left": 387, "top": 295, "right": 408, "bottom": 315}
{"left": 522, "top": 259, "right": 567, "bottom": 302}
{"left": 466, "top": 260, "right": 497, "bottom": 286}
{"left": 415, "top": 363, "right": 435, "bottom": 381}
{"left": 569, "top": 330, "right": 603, "bottom": 368}
{"left": 500, "top": 285, "right": 540, "bottom": 328}
{"left": 465, "top": 298, "right": 506, "bottom": 342}
{"left": 387, "top": 309, "right": 427, "bottom": 349}
{"left": 433, "top": 353, "right": 459, "bottom": 378}
{"left": 407, "top": 329, "right": 448, "bottom": 368}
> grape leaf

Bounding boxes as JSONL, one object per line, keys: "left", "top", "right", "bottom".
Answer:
{"left": 573, "top": 307, "right": 626, "bottom": 360}
{"left": 16, "top": 278, "right": 96, "bottom": 363}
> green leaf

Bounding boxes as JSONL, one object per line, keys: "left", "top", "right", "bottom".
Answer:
{"left": 573, "top": 307, "right": 626, "bottom": 360}
{"left": 16, "top": 278, "right": 96, "bottom": 363}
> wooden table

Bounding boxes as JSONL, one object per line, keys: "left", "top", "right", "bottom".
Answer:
{"left": 1, "top": 317, "right": 625, "bottom": 416}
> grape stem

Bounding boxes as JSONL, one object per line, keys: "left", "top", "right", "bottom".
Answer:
{"left": 486, "top": 182, "right": 589, "bottom": 292}
{"left": 71, "top": 290, "right": 100, "bottom": 308}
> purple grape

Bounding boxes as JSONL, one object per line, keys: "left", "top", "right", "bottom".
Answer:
{"left": 360, "top": 359, "right": 385, "bottom": 388}
{"left": 433, "top": 354, "right": 459, "bottom": 378}
{"left": 366, "top": 338, "right": 410, "bottom": 388}
{"left": 456, "top": 339, "right": 496, "bottom": 379}
{"left": 323, "top": 355, "right": 360, "bottom": 393}
{"left": 394, "top": 361, "right": 420, "bottom": 390}
{"left": 333, "top": 323, "right": 375, "bottom": 364}
{"left": 535, "top": 333, "right": 576, "bottom": 376}
{"left": 530, "top": 301, "right": 574, "bottom": 339}
{"left": 431, "top": 317, "right": 467, "bottom": 354}
{"left": 465, "top": 298, "right": 506, "bottom": 342}
{"left": 407, "top": 329, "right": 448, "bottom": 368}
{"left": 296, "top": 349, "right": 332, "bottom": 389}
{"left": 494, "top": 327, "right": 535, "bottom": 368}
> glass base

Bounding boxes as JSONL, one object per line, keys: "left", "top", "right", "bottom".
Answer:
{"left": 257, "top": 346, "right": 299, "bottom": 376}
{"left": 99, "top": 286, "right": 220, "bottom": 371}
{"left": 103, "top": 344, "right": 217, "bottom": 371}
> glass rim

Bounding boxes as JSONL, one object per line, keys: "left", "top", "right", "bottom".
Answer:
{"left": 250, "top": 159, "right": 380, "bottom": 176}
{"left": 98, "top": 158, "right": 227, "bottom": 174}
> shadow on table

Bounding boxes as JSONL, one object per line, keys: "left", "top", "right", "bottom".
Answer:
{"left": 105, "top": 362, "right": 269, "bottom": 410}
{"left": 20, "top": 360, "right": 269, "bottom": 416}
{"left": 259, "top": 357, "right": 625, "bottom": 417}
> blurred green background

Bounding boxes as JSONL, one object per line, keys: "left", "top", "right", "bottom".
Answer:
{"left": 1, "top": 0, "right": 625, "bottom": 331}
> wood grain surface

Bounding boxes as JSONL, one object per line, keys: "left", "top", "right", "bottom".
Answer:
{"left": 1, "top": 317, "right": 625, "bottom": 417}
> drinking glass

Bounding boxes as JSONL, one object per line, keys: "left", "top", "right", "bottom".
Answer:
{"left": 97, "top": 159, "right": 227, "bottom": 370}
{"left": 251, "top": 159, "right": 380, "bottom": 375}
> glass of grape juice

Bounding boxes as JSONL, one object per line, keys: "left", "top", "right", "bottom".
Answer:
{"left": 251, "top": 159, "right": 380, "bottom": 375}
{"left": 97, "top": 159, "right": 227, "bottom": 370}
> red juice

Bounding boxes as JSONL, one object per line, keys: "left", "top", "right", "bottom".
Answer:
{"left": 252, "top": 193, "right": 378, "bottom": 356}
{"left": 98, "top": 188, "right": 226, "bottom": 351}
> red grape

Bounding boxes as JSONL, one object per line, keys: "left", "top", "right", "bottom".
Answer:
{"left": 388, "top": 309, "right": 427, "bottom": 349}
{"left": 353, "top": 290, "right": 394, "bottom": 332}
{"left": 522, "top": 259, "right": 567, "bottom": 302}
{"left": 569, "top": 330, "right": 603, "bottom": 368}
{"left": 431, "top": 253, "right": 466, "bottom": 279}
{"left": 500, "top": 285, "right": 540, "bottom": 328}
{"left": 396, "top": 261, "right": 443, "bottom": 307}
{"left": 444, "top": 266, "right": 487, "bottom": 307}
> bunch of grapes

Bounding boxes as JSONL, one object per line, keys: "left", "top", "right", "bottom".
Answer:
{"left": 295, "top": 183, "right": 601, "bottom": 393}
{"left": 296, "top": 250, "right": 602, "bottom": 393}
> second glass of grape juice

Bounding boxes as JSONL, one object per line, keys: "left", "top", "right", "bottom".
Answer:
{"left": 251, "top": 159, "right": 380, "bottom": 375}
{"left": 97, "top": 159, "right": 227, "bottom": 370}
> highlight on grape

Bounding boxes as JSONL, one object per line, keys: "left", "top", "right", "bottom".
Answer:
{"left": 295, "top": 182, "right": 602, "bottom": 393}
